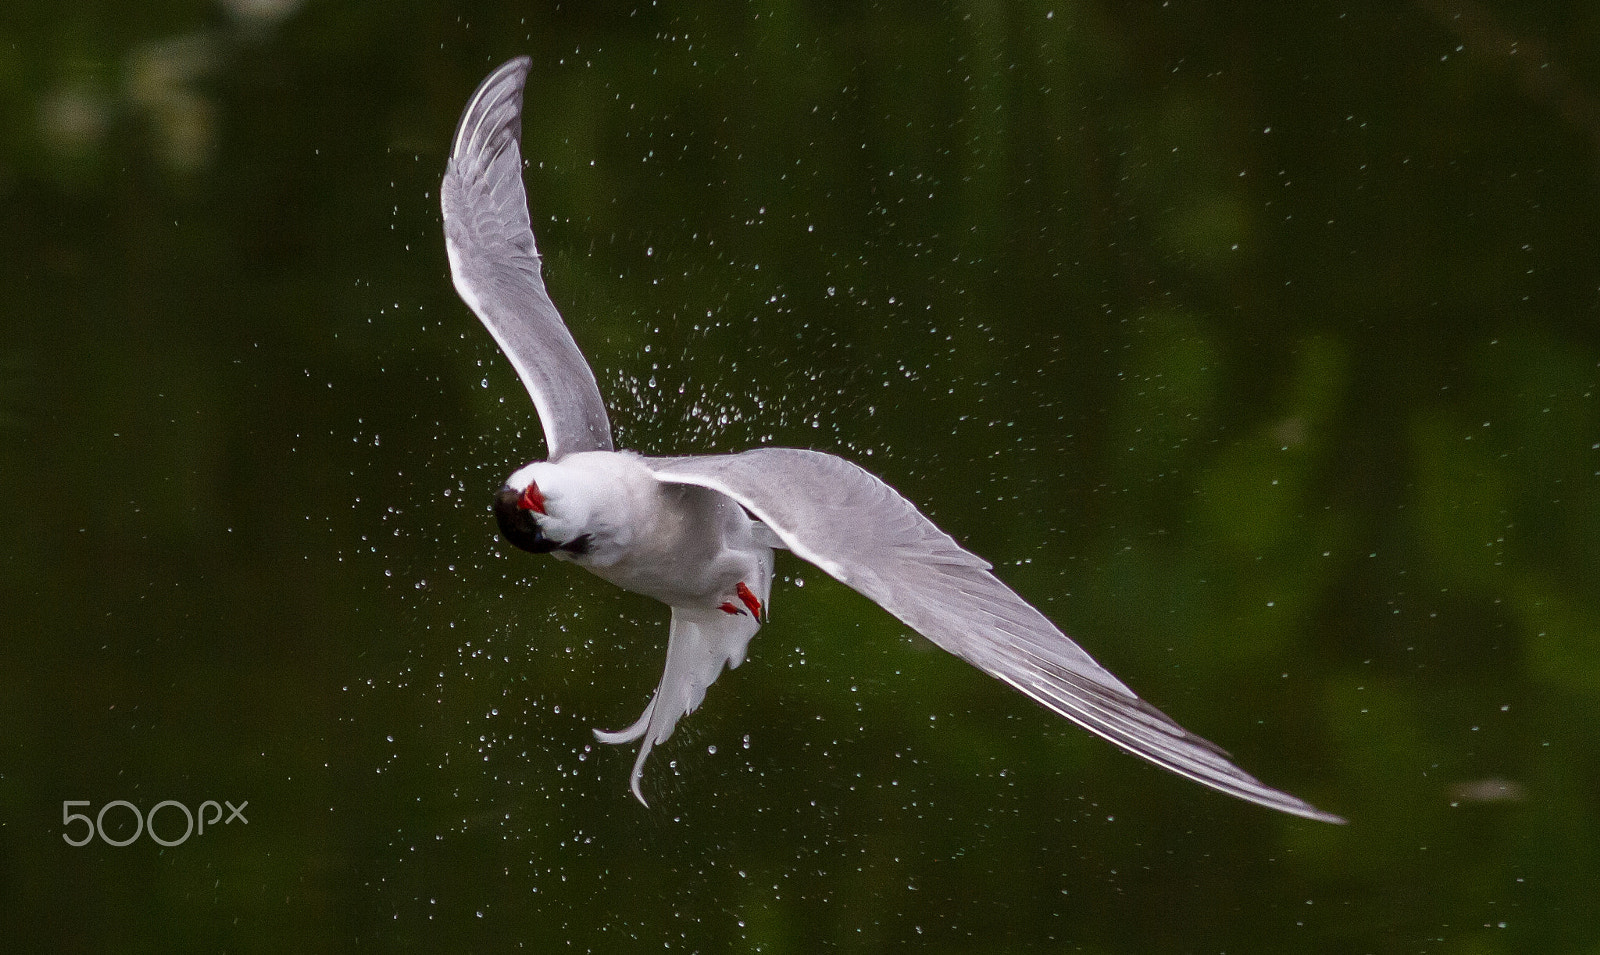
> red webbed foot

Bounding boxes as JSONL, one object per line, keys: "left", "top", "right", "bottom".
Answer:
{"left": 717, "top": 582, "right": 766, "bottom": 622}
{"left": 736, "top": 582, "right": 765, "bottom": 622}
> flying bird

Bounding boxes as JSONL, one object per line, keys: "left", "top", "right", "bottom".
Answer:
{"left": 440, "top": 56, "right": 1343, "bottom": 823}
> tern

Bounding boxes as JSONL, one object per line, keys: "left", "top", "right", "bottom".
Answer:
{"left": 440, "top": 56, "right": 1343, "bottom": 823}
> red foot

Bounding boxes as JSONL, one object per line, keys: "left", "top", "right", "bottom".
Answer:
{"left": 736, "top": 582, "right": 764, "bottom": 620}
{"left": 718, "top": 602, "right": 745, "bottom": 616}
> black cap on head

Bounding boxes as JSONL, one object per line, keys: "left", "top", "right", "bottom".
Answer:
{"left": 494, "top": 486, "right": 559, "bottom": 554}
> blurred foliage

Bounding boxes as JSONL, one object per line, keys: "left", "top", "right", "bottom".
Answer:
{"left": 2, "top": 0, "right": 1599, "bottom": 952}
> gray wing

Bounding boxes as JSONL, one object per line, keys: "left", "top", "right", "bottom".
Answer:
{"left": 441, "top": 56, "right": 612, "bottom": 460}
{"left": 646, "top": 448, "right": 1344, "bottom": 824}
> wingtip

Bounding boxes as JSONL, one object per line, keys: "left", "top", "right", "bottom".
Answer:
{"left": 486, "top": 55, "right": 533, "bottom": 98}
{"left": 449, "top": 55, "right": 535, "bottom": 161}
{"left": 1263, "top": 790, "right": 1346, "bottom": 825}
{"left": 479, "top": 54, "right": 533, "bottom": 91}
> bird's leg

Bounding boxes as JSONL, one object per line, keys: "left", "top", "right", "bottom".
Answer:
{"left": 736, "top": 581, "right": 765, "bottom": 622}
{"left": 716, "top": 582, "right": 766, "bottom": 622}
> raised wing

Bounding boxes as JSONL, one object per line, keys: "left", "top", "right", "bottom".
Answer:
{"left": 647, "top": 448, "right": 1343, "bottom": 824}
{"left": 442, "top": 56, "right": 612, "bottom": 460}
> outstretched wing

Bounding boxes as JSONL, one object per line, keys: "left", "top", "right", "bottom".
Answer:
{"left": 646, "top": 448, "right": 1343, "bottom": 824}
{"left": 441, "top": 56, "right": 612, "bottom": 460}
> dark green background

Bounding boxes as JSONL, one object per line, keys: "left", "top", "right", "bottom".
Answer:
{"left": 3, "top": 1, "right": 1598, "bottom": 951}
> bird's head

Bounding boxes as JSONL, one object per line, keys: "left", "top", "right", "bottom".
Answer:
{"left": 493, "top": 461, "right": 594, "bottom": 556}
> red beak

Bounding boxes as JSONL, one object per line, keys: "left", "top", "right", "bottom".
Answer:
{"left": 516, "top": 481, "right": 547, "bottom": 514}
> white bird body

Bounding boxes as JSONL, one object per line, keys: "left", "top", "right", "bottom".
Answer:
{"left": 440, "top": 56, "right": 1344, "bottom": 823}
{"left": 511, "top": 451, "right": 773, "bottom": 610}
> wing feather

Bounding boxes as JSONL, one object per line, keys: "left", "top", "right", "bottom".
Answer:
{"left": 647, "top": 448, "right": 1343, "bottom": 824}
{"left": 441, "top": 57, "right": 612, "bottom": 460}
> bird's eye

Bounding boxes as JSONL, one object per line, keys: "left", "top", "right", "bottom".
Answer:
{"left": 517, "top": 481, "right": 547, "bottom": 514}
